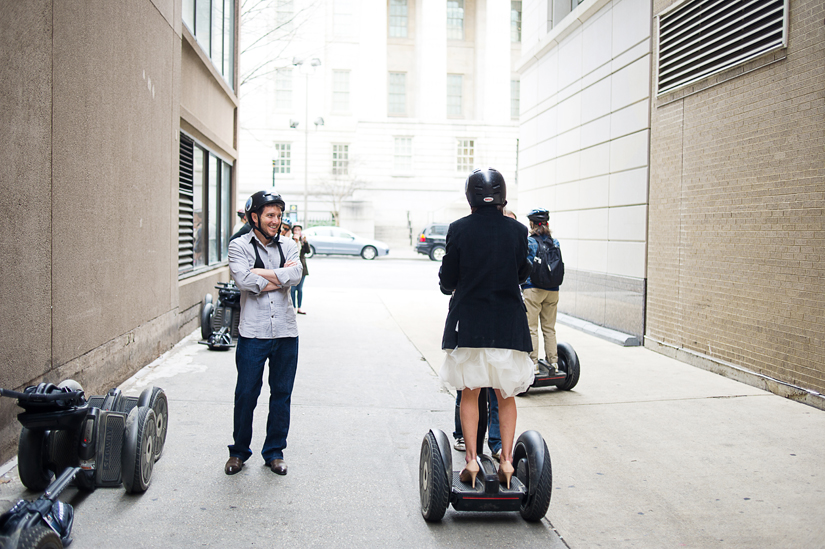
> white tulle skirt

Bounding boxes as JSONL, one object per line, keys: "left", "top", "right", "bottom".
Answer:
{"left": 440, "top": 347, "right": 535, "bottom": 399}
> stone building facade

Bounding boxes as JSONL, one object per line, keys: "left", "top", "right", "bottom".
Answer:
{"left": 0, "top": 0, "right": 239, "bottom": 462}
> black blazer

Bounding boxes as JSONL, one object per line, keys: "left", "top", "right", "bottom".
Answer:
{"left": 440, "top": 207, "right": 532, "bottom": 352}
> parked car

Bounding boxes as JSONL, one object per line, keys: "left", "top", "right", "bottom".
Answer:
{"left": 304, "top": 226, "right": 390, "bottom": 260}
{"left": 415, "top": 223, "right": 449, "bottom": 261}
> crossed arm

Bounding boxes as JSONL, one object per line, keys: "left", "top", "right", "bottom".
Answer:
{"left": 251, "top": 262, "right": 298, "bottom": 292}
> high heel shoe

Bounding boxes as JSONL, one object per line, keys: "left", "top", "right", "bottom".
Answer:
{"left": 459, "top": 460, "right": 480, "bottom": 488}
{"left": 498, "top": 460, "right": 514, "bottom": 489}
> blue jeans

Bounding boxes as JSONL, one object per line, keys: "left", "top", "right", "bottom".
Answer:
{"left": 487, "top": 391, "right": 501, "bottom": 454}
{"left": 290, "top": 275, "right": 306, "bottom": 308}
{"left": 228, "top": 336, "right": 299, "bottom": 463}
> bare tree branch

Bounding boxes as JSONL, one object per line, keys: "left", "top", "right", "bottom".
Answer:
{"left": 311, "top": 159, "right": 368, "bottom": 226}
{"left": 239, "top": 0, "right": 321, "bottom": 89}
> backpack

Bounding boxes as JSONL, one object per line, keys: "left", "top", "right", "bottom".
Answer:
{"left": 529, "top": 235, "right": 564, "bottom": 289}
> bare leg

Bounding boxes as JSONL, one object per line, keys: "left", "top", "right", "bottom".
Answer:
{"left": 459, "top": 388, "right": 481, "bottom": 464}
{"left": 494, "top": 389, "right": 517, "bottom": 464}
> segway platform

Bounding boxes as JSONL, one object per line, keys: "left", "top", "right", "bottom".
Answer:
{"left": 450, "top": 455, "right": 526, "bottom": 513}
{"left": 419, "top": 429, "right": 552, "bottom": 522}
{"left": 521, "top": 341, "right": 581, "bottom": 394}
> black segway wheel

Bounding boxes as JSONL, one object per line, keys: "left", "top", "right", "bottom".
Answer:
{"left": 122, "top": 406, "right": 156, "bottom": 493}
{"left": 514, "top": 431, "right": 553, "bottom": 522}
{"left": 557, "top": 342, "right": 580, "bottom": 391}
{"left": 419, "top": 432, "right": 450, "bottom": 522}
{"left": 18, "top": 522, "right": 62, "bottom": 549}
{"left": 138, "top": 387, "right": 169, "bottom": 461}
{"left": 200, "top": 300, "right": 214, "bottom": 341}
{"left": 18, "top": 427, "right": 54, "bottom": 491}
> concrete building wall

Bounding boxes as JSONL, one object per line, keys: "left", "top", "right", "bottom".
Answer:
{"left": 647, "top": 0, "right": 825, "bottom": 394}
{"left": 0, "top": 0, "right": 238, "bottom": 462}
{"left": 517, "top": 0, "right": 652, "bottom": 338}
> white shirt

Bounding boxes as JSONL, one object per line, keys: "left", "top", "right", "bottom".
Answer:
{"left": 228, "top": 231, "right": 303, "bottom": 339}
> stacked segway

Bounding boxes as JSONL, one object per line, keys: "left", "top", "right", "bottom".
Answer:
{"left": 0, "top": 380, "right": 168, "bottom": 547}
{"left": 199, "top": 282, "right": 241, "bottom": 350}
{"left": 2, "top": 380, "right": 168, "bottom": 494}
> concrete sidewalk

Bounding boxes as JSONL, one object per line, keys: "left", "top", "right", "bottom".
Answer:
{"left": 1, "top": 256, "right": 823, "bottom": 548}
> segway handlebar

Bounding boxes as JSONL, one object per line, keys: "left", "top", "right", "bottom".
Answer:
{"left": 0, "top": 387, "right": 84, "bottom": 403}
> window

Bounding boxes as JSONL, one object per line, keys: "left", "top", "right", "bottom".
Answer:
{"left": 511, "top": 2, "right": 522, "bottom": 42}
{"left": 658, "top": 0, "right": 787, "bottom": 95}
{"left": 333, "top": 70, "right": 350, "bottom": 112}
{"left": 447, "top": 0, "right": 464, "bottom": 40}
{"left": 273, "top": 143, "right": 291, "bottom": 174}
{"left": 334, "top": 0, "right": 354, "bottom": 36}
{"left": 182, "top": 0, "right": 235, "bottom": 90}
{"left": 179, "top": 134, "right": 233, "bottom": 273}
{"left": 276, "top": 0, "right": 293, "bottom": 31}
{"left": 456, "top": 139, "right": 474, "bottom": 172}
{"left": 547, "top": 0, "right": 582, "bottom": 32}
{"left": 394, "top": 137, "right": 412, "bottom": 173}
{"left": 275, "top": 68, "right": 292, "bottom": 109}
{"left": 389, "top": 0, "right": 408, "bottom": 37}
{"left": 447, "top": 74, "right": 463, "bottom": 117}
{"left": 511, "top": 80, "right": 520, "bottom": 119}
{"left": 332, "top": 144, "right": 349, "bottom": 176}
{"left": 388, "top": 72, "right": 407, "bottom": 115}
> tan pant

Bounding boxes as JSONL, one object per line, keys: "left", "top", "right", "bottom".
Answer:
{"left": 523, "top": 288, "right": 559, "bottom": 364}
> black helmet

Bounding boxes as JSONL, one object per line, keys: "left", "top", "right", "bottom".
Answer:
{"left": 245, "top": 191, "right": 286, "bottom": 241}
{"left": 527, "top": 208, "right": 549, "bottom": 225}
{"left": 465, "top": 168, "right": 506, "bottom": 208}
{"left": 245, "top": 190, "right": 286, "bottom": 216}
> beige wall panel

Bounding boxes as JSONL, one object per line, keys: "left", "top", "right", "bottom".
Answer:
{"left": 0, "top": 1, "right": 53, "bottom": 390}
{"left": 180, "top": 40, "right": 236, "bottom": 155}
{"left": 648, "top": 0, "right": 825, "bottom": 393}
{"left": 50, "top": 0, "right": 176, "bottom": 365}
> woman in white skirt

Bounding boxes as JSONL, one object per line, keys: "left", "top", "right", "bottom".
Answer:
{"left": 439, "top": 168, "right": 534, "bottom": 489}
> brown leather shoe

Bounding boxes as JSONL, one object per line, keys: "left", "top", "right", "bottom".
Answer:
{"left": 267, "top": 458, "right": 287, "bottom": 475}
{"left": 225, "top": 457, "right": 244, "bottom": 475}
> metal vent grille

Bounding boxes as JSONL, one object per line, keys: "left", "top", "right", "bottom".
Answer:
{"left": 658, "top": 0, "right": 787, "bottom": 95}
{"left": 179, "top": 135, "right": 195, "bottom": 272}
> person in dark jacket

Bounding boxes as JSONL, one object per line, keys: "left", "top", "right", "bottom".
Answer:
{"left": 290, "top": 224, "right": 310, "bottom": 314}
{"left": 439, "top": 168, "right": 533, "bottom": 490}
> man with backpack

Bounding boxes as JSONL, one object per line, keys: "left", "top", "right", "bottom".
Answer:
{"left": 523, "top": 208, "right": 564, "bottom": 375}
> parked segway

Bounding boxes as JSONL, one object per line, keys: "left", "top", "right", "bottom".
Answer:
{"left": 1, "top": 380, "right": 168, "bottom": 495}
{"left": 519, "top": 342, "right": 580, "bottom": 395}
{"left": 199, "top": 281, "right": 241, "bottom": 350}
{"left": 419, "top": 429, "right": 553, "bottom": 522}
{"left": 0, "top": 466, "right": 79, "bottom": 549}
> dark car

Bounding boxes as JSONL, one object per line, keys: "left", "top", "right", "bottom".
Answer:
{"left": 415, "top": 223, "right": 449, "bottom": 261}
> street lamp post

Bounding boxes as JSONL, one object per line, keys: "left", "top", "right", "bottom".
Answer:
{"left": 292, "top": 57, "right": 321, "bottom": 227}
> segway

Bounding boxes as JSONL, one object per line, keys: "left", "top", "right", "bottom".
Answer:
{"left": 199, "top": 281, "right": 241, "bottom": 350}
{"left": 419, "top": 429, "right": 553, "bottom": 522}
{"left": 1, "top": 380, "right": 168, "bottom": 495}
{"left": 519, "top": 342, "right": 580, "bottom": 394}
{"left": 0, "top": 466, "right": 78, "bottom": 549}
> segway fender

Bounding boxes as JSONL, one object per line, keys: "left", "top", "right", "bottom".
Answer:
{"left": 137, "top": 387, "right": 153, "bottom": 408}
{"left": 516, "top": 430, "right": 546, "bottom": 497}
{"left": 429, "top": 429, "right": 452, "bottom": 485}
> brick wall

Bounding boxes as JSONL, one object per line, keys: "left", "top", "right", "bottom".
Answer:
{"left": 647, "top": 0, "right": 825, "bottom": 393}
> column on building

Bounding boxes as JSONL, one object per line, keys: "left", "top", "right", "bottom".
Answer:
{"left": 355, "top": 1, "right": 388, "bottom": 120}
{"left": 475, "top": 0, "right": 511, "bottom": 124}
{"left": 415, "top": 0, "right": 447, "bottom": 121}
